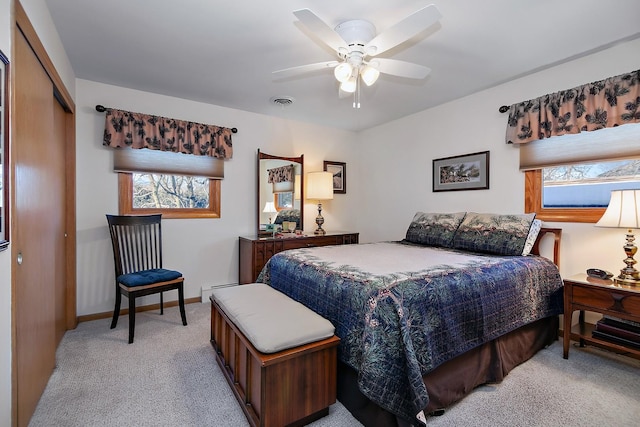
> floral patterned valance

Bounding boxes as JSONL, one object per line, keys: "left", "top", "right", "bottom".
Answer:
{"left": 506, "top": 69, "right": 640, "bottom": 144}
{"left": 103, "top": 108, "right": 233, "bottom": 159}
{"left": 267, "top": 165, "right": 294, "bottom": 183}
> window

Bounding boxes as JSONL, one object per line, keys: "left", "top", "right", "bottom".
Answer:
{"left": 119, "top": 173, "right": 220, "bottom": 219}
{"left": 275, "top": 192, "right": 293, "bottom": 210}
{"left": 524, "top": 124, "right": 640, "bottom": 223}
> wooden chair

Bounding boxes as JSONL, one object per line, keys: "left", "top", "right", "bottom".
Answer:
{"left": 106, "top": 214, "right": 187, "bottom": 343}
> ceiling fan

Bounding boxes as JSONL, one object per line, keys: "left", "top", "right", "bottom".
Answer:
{"left": 273, "top": 5, "right": 442, "bottom": 108}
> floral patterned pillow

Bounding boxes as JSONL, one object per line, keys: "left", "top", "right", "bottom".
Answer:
{"left": 452, "top": 212, "right": 536, "bottom": 256}
{"left": 404, "top": 212, "right": 467, "bottom": 248}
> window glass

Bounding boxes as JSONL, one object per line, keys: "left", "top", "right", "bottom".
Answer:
{"left": 132, "top": 173, "right": 210, "bottom": 208}
{"left": 275, "top": 192, "right": 293, "bottom": 210}
{"left": 543, "top": 160, "right": 640, "bottom": 208}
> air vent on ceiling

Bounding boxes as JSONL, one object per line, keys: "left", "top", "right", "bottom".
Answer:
{"left": 270, "top": 96, "right": 294, "bottom": 107}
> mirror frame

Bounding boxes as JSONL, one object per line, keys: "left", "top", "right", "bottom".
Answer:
{"left": 257, "top": 150, "right": 304, "bottom": 236}
{"left": 0, "top": 50, "right": 9, "bottom": 251}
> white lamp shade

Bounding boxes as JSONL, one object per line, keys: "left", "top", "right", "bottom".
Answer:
{"left": 596, "top": 189, "right": 640, "bottom": 228}
{"left": 334, "top": 62, "right": 353, "bottom": 83}
{"left": 360, "top": 65, "right": 380, "bottom": 86}
{"left": 340, "top": 76, "right": 357, "bottom": 93}
{"left": 262, "top": 201, "right": 277, "bottom": 214}
{"left": 306, "top": 172, "right": 334, "bottom": 200}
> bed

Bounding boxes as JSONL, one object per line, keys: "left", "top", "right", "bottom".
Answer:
{"left": 257, "top": 212, "right": 563, "bottom": 426}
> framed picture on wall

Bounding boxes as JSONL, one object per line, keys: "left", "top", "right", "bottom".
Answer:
{"left": 433, "top": 150, "right": 489, "bottom": 192}
{"left": 324, "top": 160, "right": 346, "bottom": 194}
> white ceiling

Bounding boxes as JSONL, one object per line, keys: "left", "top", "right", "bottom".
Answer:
{"left": 45, "top": 0, "right": 640, "bottom": 132}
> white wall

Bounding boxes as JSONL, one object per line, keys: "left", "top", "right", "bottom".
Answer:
{"left": 75, "top": 79, "right": 358, "bottom": 315}
{"left": 358, "top": 37, "right": 640, "bottom": 283}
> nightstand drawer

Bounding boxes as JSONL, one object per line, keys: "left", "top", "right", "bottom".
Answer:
{"left": 573, "top": 285, "right": 640, "bottom": 316}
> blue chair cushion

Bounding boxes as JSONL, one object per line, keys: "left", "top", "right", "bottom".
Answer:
{"left": 117, "top": 268, "right": 182, "bottom": 287}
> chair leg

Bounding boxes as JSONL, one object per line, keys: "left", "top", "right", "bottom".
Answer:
{"left": 128, "top": 296, "right": 136, "bottom": 344}
{"left": 111, "top": 288, "right": 122, "bottom": 329}
{"left": 178, "top": 284, "right": 187, "bottom": 326}
{"left": 160, "top": 291, "right": 164, "bottom": 315}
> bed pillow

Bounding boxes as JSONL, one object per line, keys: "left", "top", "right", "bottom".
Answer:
{"left": 451, "top": 212, "right": 536, "bottom": 256}
{"left": 521, "top": 219, "right": 542, "bottom": 256}
{"left": 404, "top": 212, "right": 467, "bottom": 248}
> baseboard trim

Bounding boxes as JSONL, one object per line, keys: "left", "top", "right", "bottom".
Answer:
{"left": 77, "top": 297, "right": 201, "bottom": 323}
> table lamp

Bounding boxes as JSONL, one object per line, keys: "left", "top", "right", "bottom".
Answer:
{"left": 263, "top": 201, "right": 277, "bottom": 224}
{"left": 596, "top": 189, "right": 640, "bottom": 285}
{"left": 306, "top": 171, "right": 334, "bottom": 235}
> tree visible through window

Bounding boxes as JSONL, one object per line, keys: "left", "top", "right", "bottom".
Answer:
{"left": 118, "top": 172, "right": 220, "bottom": 219}
{"left": 132, "top": 174, "right": 210, "bottom": 209}
{"left": 543, "top": 160, "right": 640, "bottom": 208}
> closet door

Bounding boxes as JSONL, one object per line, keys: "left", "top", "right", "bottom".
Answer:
{"left": 13, "top": 29, "right": 66, "bottom": 427}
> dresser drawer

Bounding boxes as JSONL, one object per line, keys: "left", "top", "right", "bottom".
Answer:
{"left": 573, "top": 284, "right": 640, "bottom": 315}
{"left": 284, "top": 236, "right": 340, "bottom": 250}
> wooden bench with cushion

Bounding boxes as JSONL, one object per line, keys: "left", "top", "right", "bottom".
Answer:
{"left": 210, "top": 283, "right": 340, "bottom": 427}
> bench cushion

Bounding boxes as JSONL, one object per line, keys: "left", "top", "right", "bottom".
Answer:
{"left": 211, "top": 283, "right": 335, "bottom": 353}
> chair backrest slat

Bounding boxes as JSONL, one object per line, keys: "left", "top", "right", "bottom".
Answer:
{"left": 106, "top": 214, "right": 164, "bottom": 277}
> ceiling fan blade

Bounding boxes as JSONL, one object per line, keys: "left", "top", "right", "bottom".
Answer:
{"left": 365, "top": 5, "right": 442, "bottom": 56}
{"left": 293, "top": 9, "right": 347, "bottom": 52}
{"left": 272, "top": 61, "right": 339, "bottom": 79}
{"left": 373, "top": 58, "right": 431, "bottom": 79}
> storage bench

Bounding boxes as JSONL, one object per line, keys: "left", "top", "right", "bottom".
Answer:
{"left": 210, "top": 283, "right": 340, "bottom": 427}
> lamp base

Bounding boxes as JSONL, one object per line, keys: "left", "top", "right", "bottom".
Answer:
{"left": 615, "top": 230, "right": 640, "bottom": 286}
{"left": 314, "top": 202, "right": 326, "bottom": 236}
{"left": 614, "top": 276, "right": 640, "bottom": 286}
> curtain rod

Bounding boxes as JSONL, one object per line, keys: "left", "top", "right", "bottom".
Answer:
{"left": 95, "top": 104, "right": 238, "bottom": 133}
{"left": 498, "top": 105, "right": 509, "bottom": 113}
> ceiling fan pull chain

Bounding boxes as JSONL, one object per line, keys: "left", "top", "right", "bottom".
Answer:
{"left": 353, "top": 73, "right": 361, "bottom": 109}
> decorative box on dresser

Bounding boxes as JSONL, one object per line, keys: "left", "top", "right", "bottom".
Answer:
{"left": 563, "top": 273, "right": 640, "bottom": 359}
{"left": 239, "top": 232, "right": 359, "bottom": 284}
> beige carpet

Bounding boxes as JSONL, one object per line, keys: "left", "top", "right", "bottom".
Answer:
{"left": 30, "top": 302, "right": 640, "bottom": 426}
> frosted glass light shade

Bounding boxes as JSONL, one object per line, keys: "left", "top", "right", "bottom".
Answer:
{"left": 596, "top": 190, "right": 640, "bottom": 228}
{"left": 334, "top": 62, "right": 353, "bottom": 83}
{"left": 340, "top": 76, "right": 357, "bottom": 93}
{"left": 360, "top": 65, "right": 380, "bottom": 86}
{"left": 306, "top": 172, "right": 334, "bottom": 200}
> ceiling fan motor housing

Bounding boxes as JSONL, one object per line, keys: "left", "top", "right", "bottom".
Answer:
{"left": 334, "top": 20, "right": 376, "bottom": 53}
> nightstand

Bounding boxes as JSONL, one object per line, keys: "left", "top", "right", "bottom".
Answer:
{"left": 563, "top": 273, "right": 640, "bottom": 359}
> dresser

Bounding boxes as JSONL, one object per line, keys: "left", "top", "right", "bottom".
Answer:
{"left": 239, "top": 232, "right": 359, "bottom": 284}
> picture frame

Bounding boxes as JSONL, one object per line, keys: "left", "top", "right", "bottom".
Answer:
{"left": 432, "top": 150, "right": 489, "bottom": 192}
{"left": 323, "top": 160, "right": 346, "bottom": 194}
{"left": 0, "top": 49, "right": 9, "bottom": 251}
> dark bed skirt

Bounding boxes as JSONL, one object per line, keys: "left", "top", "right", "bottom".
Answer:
{"left": 337, "top": 316, "right": 559, "bottom": 427}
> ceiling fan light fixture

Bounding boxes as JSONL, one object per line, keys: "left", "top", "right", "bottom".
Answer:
{"left": 340, "top": 76, "right": 357, "bottom": 93}
{"left": 360, "top": 65, "right": 380, "bottom": 86}
{"left": 334, "top": 62, "right": 353, "bottom": 83}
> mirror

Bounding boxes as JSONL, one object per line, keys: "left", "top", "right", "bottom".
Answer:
{"left": 257, "top": 150, "right": 304, "bottom": 236}
{"left": 0, "top": 50, "right": 9, "bottom": 251}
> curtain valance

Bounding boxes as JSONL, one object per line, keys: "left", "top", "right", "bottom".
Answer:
{"left": 103, "top": 108, "right": 233, "bottom": 159}
{"left": 267, "top": 165, "right": 294, "bottom": 184}
{"left": 506, "top": 69, "right": 640, "bottom": 144}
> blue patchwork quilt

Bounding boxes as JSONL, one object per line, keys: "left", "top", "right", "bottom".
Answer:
{"left": 258, "top": 241, "right": 563, "bottom": 423}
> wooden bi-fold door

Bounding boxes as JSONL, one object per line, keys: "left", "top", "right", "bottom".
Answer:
{"left": 12, "top": 3, "right": 77, "bottom": 425}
